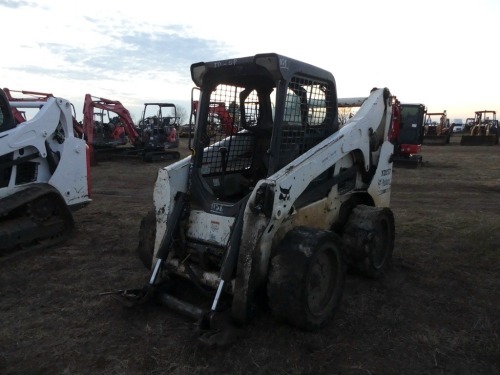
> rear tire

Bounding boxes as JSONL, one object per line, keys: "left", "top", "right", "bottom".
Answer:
{"left": 137, "top": 210, "right": 156, "bottom": 269}
{"left": 267, "top": 227, "right": 345, "bottom": 331}
{"left": 342, "top": 205, "right": 395, "bottom": 279}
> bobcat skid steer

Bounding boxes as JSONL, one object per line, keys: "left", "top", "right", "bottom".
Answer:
{"left": 0, "top": 88, "right": 91, "bottom": 253}
{"left": 114, "top": 53, "right": 395, "bottom": 336}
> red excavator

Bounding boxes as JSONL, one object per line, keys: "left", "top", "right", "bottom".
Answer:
{"left": 186, "top": 100, "right": 238, "bottom": 137}
{"left": 390, "top": 97, "right": 426, "bottom": 168}
{"left": 82, "top": 94, "right": 137, "bottom": 146}
{"left": 83, "top": 96, "right": 180, "bottom": 164}
{"left": 207, "top": 101, "right": 239, "bottom": 135}
{"left": 82, "top": 94, "right": 140, "bottom": 164}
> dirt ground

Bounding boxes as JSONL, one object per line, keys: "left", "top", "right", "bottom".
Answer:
{"left": 1, "top": 135, "right": 499, "bottom": 375}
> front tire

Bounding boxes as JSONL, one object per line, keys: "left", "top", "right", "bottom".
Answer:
{"left": 342, "top": 205, "right": 395, "bottom": 279}
{"left": 267, "top": 227, "right": 346, "bottom": 331}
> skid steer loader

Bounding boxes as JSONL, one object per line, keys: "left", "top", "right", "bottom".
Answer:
{"left": 0, "top": 88, "right": 91, "bottom": 253}
{"left": 112, "top": 53, "right": 395, "bottom": 337}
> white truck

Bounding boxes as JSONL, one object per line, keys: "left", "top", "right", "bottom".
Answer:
{"left": 453, "top": 119, "right": 464, "bottom": 133}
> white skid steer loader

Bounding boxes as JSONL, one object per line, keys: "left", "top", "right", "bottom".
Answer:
{"left": 0, "top": 88, "right": 91, "bottom": 253}
{"left": 111, "top": 53, "right": 396, "bottom": 341}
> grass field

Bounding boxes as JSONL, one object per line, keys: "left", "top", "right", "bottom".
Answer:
{"left": 1, "top": 135, "right": 498, "bottom": 375}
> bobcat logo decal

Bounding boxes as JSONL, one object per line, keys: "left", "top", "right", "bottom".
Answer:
{"left": 279, "top": 185, "right": 292, "bottom": 201}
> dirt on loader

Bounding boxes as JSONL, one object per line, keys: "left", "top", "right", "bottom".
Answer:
{"left": 1, "top": 136, "right": 499, "bottom": 375}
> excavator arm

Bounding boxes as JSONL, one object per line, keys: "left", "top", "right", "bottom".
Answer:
{"left": 82, "top": 94, "right": 140, "bottom": 146}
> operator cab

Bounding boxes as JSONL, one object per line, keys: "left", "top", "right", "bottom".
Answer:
{"left": 189, "top": 54, "right": 338, "bottom": 215}
{"left": 398, "top": 104, "right": 425, "bottom": 146}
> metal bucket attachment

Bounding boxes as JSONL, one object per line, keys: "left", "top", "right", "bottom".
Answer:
{"left": 156, "top": 292, "right": 206, "bottom": 321}
{"left": 423, "top": 135, "right": 449, "bottom": 145}
{"left": 197, "top": 310, "right": 243, "bottom": 347}
{"left": 460, "top": 135, "right": 498, "bottom": 146}
{"left": 100, "top": 287, "right": 154, "bottom": 307}
{"left": 156, "top": 292, "right": 242, "bottom": 347}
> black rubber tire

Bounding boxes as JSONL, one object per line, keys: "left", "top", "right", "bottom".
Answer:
{"left": 267, "top": 227, "right": 346, "bottom": 331}
{"left": 137, "top": 210, "right": 156, "bottom": 269}
{"left": 342, "top": 205, "right": 395, "bottom": 279}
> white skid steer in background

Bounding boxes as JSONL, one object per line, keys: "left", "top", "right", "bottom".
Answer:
{"left": 0, "top": 88, "right": 91, "bottom": 253}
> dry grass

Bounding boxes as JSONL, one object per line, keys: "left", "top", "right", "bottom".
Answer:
{"left": 1, "top": 137, "right": 499, "bottom": 375}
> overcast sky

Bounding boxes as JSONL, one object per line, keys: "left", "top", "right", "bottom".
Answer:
{"left": 1, "top": 0, "right": 498, "bottom": 122}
